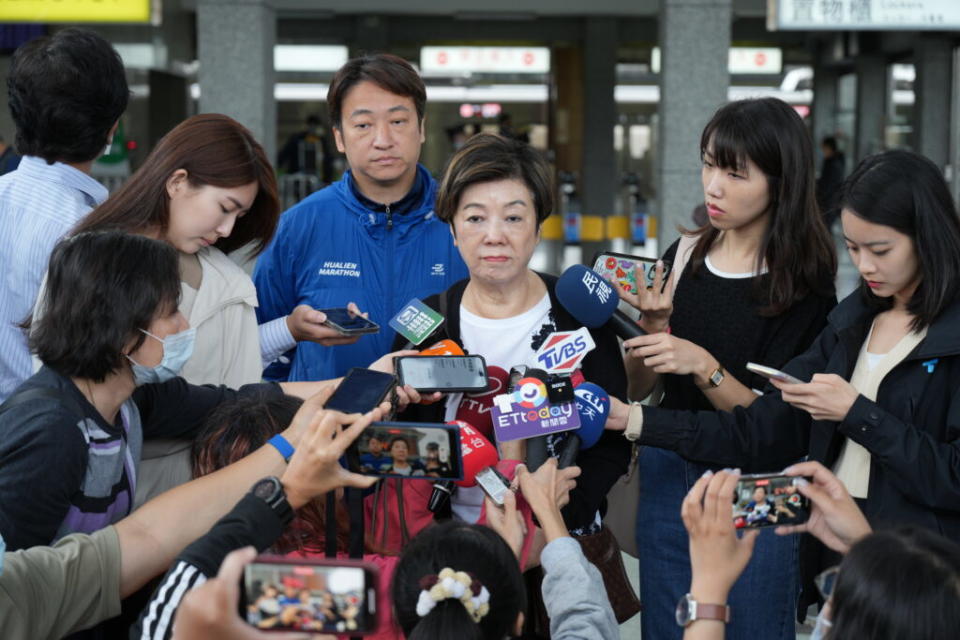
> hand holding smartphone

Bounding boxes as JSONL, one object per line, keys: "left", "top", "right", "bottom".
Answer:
{"left": 319, "top": 307, "right": 380, "bottom": 336}
{"left": 592, "top": 251, "right": 672, "bottom": 295}
{"left": 324, "top": 368, "right": 397, "bottom": 414}
{"left": 395, "top": 354, "right": 488, "bottom": 392}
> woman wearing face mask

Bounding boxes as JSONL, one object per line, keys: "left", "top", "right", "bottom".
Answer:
{"left": 0, "top": 231, "right": 401, "bottom": 552}
{"left": 613, "top": 98, "right": 837, "bottom": 639}
{"left": 607, "top": 149, "right": 960, "bottom": 627}
{"left": 681, "top": 466, "right": 960, "bottom": 640}
{"left": 72, "top": 113, "right": 363, "bottom": 389}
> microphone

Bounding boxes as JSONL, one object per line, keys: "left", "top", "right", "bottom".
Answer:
{"left": 555, "top": 264, "right": 647, "bottom": 340}
{"left": 419, "top": 339, "right": 465, "bottom": 356}
{"left": 429, "top": 420, "right": 499, "bottom": 513}
{"left": 454, "top": 365, "right": 509, "bottom": 442}
{"left": 518, "top": 368, "right": 552, "bottom": 473}
{"left": 557, "top": 382, "right": 610, "bottom": 468}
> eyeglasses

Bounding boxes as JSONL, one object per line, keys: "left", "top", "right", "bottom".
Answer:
{"left": 815, "top": 566, "right": 840, "bottom": 600}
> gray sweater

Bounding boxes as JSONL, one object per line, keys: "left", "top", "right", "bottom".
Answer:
{"left": 541, "top": 536, "right": 620, "bottom": 639}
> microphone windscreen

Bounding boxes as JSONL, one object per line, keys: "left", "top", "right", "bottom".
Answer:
{"left": 454, "top": 365, "right": 509, "bottom": 442}
{"left": 555, "top": 265, "right": 618, "bottom": 328}
{"left": 419, "top": 339, "right": 465, "bottom": 356}
{"left": 573, "top": 382, "right": 610, "bottom": 450}
{"left": 448, "top": 420, "right": 500, "bottom": 488}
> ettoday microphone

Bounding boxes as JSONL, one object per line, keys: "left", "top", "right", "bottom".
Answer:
{"left": 557, "top": 382, "right": 610, "bottom": 469}
{"left": 555, "top": 264, "right": 646, "bottom": 340}
{"left": 429, "top": 420, "right": 500, "bottom": 513}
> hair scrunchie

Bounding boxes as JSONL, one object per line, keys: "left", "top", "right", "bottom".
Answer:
{"left": 415, "top": 567, "right": 491, "bottom": 623}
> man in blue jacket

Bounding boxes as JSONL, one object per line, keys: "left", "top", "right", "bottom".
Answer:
{"left": 255, "top": 54, "right": 468, "bottom": 381}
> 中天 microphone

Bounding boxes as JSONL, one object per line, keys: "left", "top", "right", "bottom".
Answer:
{"left": 557, "top": 382, "right": 610, "bottom": 469}
{"left": 555, "top": 264, "right": 647, "bottom": 341}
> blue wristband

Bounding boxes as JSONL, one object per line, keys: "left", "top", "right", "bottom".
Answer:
{"left": 267, "top": 434, "right": 295, "bottom": 462}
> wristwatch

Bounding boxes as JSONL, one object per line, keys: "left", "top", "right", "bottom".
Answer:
{"left": 675, "top": 593, "right": 730, "bottom": 627}
{"left": 703, "top": 365, "right": 725, "bottom": 388}
{"left": 251, "top": 476, "right": 294, "bottom": 527}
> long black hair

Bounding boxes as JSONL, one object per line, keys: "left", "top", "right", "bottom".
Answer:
{"left": 690, "top": 97, "right": 837, "bottom": 315}
{"left": 839, "top": 149, "right": 960, "bottom": 330}
{"left": 392, "top": 521, "right": 525, "bottom": 640}
{"left": 829, "top": 528, "right": 960, "bottom": 639}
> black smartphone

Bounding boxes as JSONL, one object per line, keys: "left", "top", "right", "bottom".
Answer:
{"left": 319, "top": 307, "right": 380, "bottom": 336}
{"left": 475, "top": 465, "right": 511, "bottom": 506}
{"left": 395, "top": 355, "right": 488, "bottom": 393}
{"left": 240, "top": 555, "right": 378, "bottom": 634}
{"left": 732, "top": 473, "right": 811, "bottom": 529}
{"left": 324, "top": 368, "right": 397, "bottom": 414}
{"left": 346, "top": 421, "right": 463, "bottom": 480}
{"left": 591, "top": 251, "right": 672, "bottom": 295}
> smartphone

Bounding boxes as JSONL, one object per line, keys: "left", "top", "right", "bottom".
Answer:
{"left": 395, "top": 355, "right": 488, "bottom": 393}
{"left": 732, "top": 473, "right": 811, "bottom": 529}
{"left": 346, "top": 421, "right": 463, "bottom": 480}
{"left": 324, "top": 368, "right": 397, "bottom": 414}
{"left": 745, "top": 362, "right": 804, "bottom": 385}
{"left": 240, "top": 555, "right": 378, "bottom": 634}
{"left": 319, "top": 307, "right": 380, "bottom": 336}
{"left": 475, "top": 465, "right": 511, "bottom": 506}
{"left": 592, "top": 251, "right": 672, "bottom": 295}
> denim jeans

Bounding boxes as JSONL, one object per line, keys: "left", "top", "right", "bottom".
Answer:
{"left": 636, "top": 447, "right": 799, "bottom": 640}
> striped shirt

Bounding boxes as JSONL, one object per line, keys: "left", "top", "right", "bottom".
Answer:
{"left": 0, "top": 156, "right": 108, "bottom": 402}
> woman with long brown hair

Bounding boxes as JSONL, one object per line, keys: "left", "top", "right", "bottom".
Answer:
{"left": 74, "top": 113, "right": 279, "bottom": 388}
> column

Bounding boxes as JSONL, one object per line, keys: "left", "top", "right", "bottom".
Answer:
{"left": 197, "top": 0, "right": 277, "bottom": 160}
{"left": 853, "top": 54, "right": 886, "bottom": 164}
{"left": 811, "top": 66, "right": 838, "bottom": 151}
{"left": 656, "top": 0, "right": 731, "bottom": 251}
{"left": 914, "top": 36, "right": 953, "bottom": 171}
{"left": 580, "top": 17, "right": 619, "bottom": 258}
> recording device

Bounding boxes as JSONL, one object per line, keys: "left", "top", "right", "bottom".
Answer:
{"left": 318, "top": 307, "right": 380, "bottom": 336}
{"left": 395, "top": 355, "right": 489, "bottom": 393}
{"left": 346, "top": 422, "right": 463, "bottom": 481}
{"left": 592, "top": 251, "right": 672, "bottom": 294}
{"left": 324, "top": 368, "right": 397, "bottom": 415}
{"left": 746, "top": 362, "right": 805, "bottom": 385}
{"left": 475, "top": 466, "right": 512, "bottom": 507}
{"left": 732, "top": 473, "right": 811, "bottom": 529}
{"left": 240, "top": 556, "right": 378, "bottom": 634}
{"left": 557, "top": 382, "right": 610, "bottom": 469}
{"left": 556, "top": 264, "right": 647, "bottom": 340}
{"left": 428, "top": 421, "right": 499, "bottom": 513}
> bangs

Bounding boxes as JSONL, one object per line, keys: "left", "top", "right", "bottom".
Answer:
{"left": 700, "top": 116, "right": 751, "bottom": 172}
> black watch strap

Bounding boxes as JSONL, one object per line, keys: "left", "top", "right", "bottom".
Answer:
{"left": 251, "top": 476, "right": 294, "bottom": 527}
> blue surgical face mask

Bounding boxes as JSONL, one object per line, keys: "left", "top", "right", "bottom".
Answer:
{"left": 811, "top": 606, "right": 832, "bottom": 640}
{"left": 126, "top": 327, "right": 196, "bottom": 385}
{"left": 0, "top": 532, "right": 5, "bottom": 576}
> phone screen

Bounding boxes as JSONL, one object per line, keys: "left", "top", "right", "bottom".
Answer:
{"left": 349, "top": 421, "right": 463, "bottom": 480}
{"left": 732, "top": 474, "right": 811, "bottom": 529}
{"left": 319, "top": 308, "right": 380, "bottom": 335}
{"left": 242, "top": 557, "right": 377, "bottom": 634}
{"left": 475, "top": 466, "right": 510, "bottom": 506}
{"left": 591, "top": 252, "right": 671, "bottom": 295}
{"left": 324, "top": 368, "right": 396, "bottom": 414}
{"left": 396, "top": 355, "right": 488, "bottom": 392}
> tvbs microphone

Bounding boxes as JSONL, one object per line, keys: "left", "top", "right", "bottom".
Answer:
{"left": 429, "top": 421, "right": 499, "bottom": 513}
{"left": 558, "top": 382, "right": 610, "bottom": 468}
{"left": 555, "top": 264, "right": 647, "bottom": 340}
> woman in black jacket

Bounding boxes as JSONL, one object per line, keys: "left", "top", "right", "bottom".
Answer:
{"left": 608, "top": 149, "right": 960, "bottom": 616}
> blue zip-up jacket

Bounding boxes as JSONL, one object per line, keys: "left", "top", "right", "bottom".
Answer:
{"left": 254, "top": 164, "right": 469, "bottom": 381}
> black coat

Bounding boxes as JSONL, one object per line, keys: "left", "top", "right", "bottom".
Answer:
{"left": 394, "top": 273, "right": 630, "bottom": 531}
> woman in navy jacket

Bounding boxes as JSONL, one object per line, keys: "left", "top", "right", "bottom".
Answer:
{"left": 609, "top": 150, "right": 960, "bottom": 617}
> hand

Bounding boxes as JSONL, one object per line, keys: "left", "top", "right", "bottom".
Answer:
{"left": 286, "top": 303, "right": 364, "bottom": 346}
{"left": 772, "top": 374, "right": 859, "bottom": 422}
{"left": 611, "top": 259, "right": 672, "bottom": 333}
{"left": 367, "top": 351, "right": 443, "bottom": 410}
{"left": 172, "top": 546, "right": 332, "bottom": 640}
{"left": 605, "top": 396, "right": 631, "bottom": 432}
{"left": 484, "top": 490, "right": 526, "bottom": 562}
{"left": 514, "top": 460, "right": 580, "bottom": 541}
{"left": 280, "top": 385, "right": 337, "bottom": 446}
{"left": 280, "top": 406, "right": 382, "bottom": 509}
{"left": 775, "top": 461, "right": 872, "bottom": 554}
{"left": 623, "top": 333, "right": 717, "bottom": 384}
{"left": 682, "top": 470, "right": 759, "bottom": 604}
